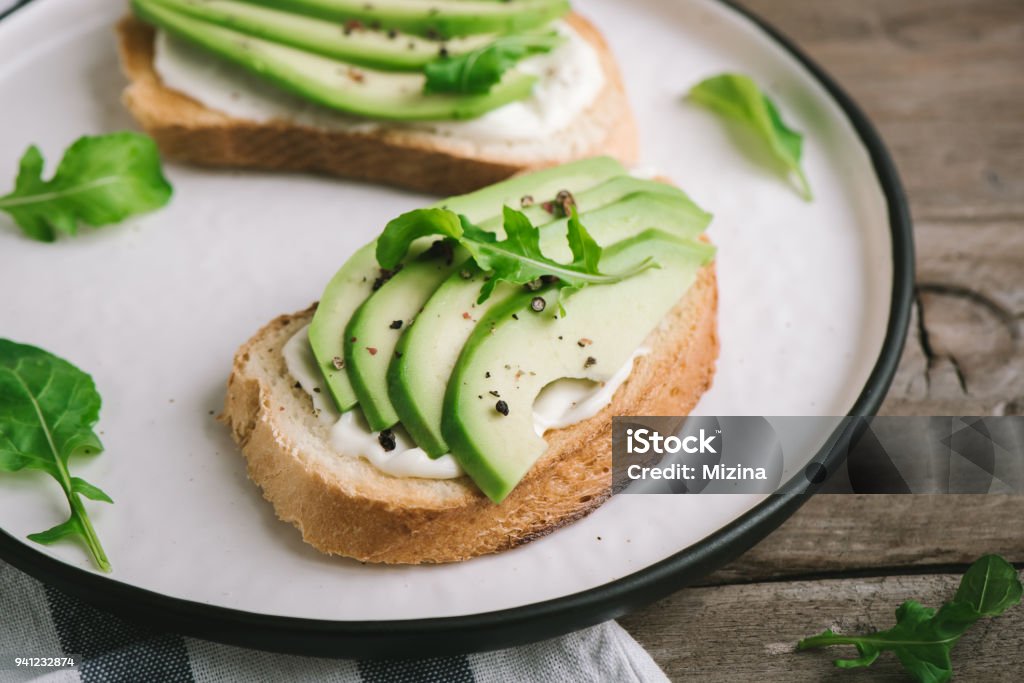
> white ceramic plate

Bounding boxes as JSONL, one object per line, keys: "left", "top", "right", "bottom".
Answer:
{"left": 0, "top": 0, "right": 911, "bottom": 655}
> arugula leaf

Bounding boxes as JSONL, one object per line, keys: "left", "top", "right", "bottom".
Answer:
{"left": 424, "top": 32, "right": 563, "bottom": 95}
{"left": 0, "top": 339, "right": 113, "bottom": 572}
{"left": 798, "top": 554, "right": 1022, "bottom": 682}
{"left": 376, "top": 205, "right": 656, "bottom": 309}
{"left": 0, "top": 132, "right": 173, "bottom": 242}
{"left": 688, "top": 73, "right": 812, "bottom": 201}
{"left": 375, "top": 208, "right": 464, "bottom": 267}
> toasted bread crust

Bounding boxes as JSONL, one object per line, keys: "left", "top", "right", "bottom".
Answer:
{"left": 221, "top": 264, "right": 718, "bottom": 564}
{"left": 115, "top": 14, "right": 638, "bottom": 195}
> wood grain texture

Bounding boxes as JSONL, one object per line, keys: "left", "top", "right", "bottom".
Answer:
{"left": 700, "top": 495, "right": 1024, "bottom": 586}
{"left": 622, "top": 1, "right": 1024, "bottom": 679}
{"left": 620, "top": 571, "right": 1024, "bottom": 680}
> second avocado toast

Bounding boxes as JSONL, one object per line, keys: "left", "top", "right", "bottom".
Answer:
{"left": 222, "top": 157, "right": 719, "bottom": 564}
{"left": 116, "top": 0, "right": 637, "bottom": 193}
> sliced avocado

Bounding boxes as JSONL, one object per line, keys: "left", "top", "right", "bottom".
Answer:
{"left": 246, "top": 0, "right": 571, "bottom": 38}
{"left": 340, "top": 174, "right": 664, "bottom": 431}
{"left": 472, "top": 175, "right": 695, "bottom": 232}
{"left": 133, "top": 0, "right": 535, "bottom": 120}
{"left": 390, "top": 184, "right": 712, "bottom": 456}
{"left": 309, "top": 156, "right": 627, "bottom": 412}
{"left": 344, "top": 245, "right": 465, "bottom": 431}
{"left": 144, "top": 0, "right": 495, "bottom": 71}
{"left": 442, "top": 235, "right": 716, "bottom": 502}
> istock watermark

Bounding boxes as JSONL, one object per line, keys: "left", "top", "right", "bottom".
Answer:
{"left": 612, "top": 416, "right": 1024, "bottom": 495}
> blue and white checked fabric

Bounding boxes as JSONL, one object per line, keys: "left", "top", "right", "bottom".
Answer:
{"left": 0, "top": 561, "right": 668, "bottom": 683}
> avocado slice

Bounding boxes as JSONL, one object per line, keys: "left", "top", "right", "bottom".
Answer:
{"left": 390, "top": 184, "right": 712, "bottom": 456}
{"left": 143, "top": 0, "right": 495, "bottom": 71}
{"left": 344, "top": 245, "right": 465, "bottom": 431}
{"left": 245, "top": 0, "right": 571, "bottom": 38}
{"left": 340, "top": 173, "right": 658, "bottom": 431}
{"left": 443, "top": 235, "right": 716, "bottom": 502}
{"left": 309, "top": 156, "right": 627, "bottom": 413}
{"left": 133, "top": 0, "right": 536, "bottom": 120}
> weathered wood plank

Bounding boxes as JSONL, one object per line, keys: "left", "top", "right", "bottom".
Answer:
{"left": 621, "top": 571, "right": 1024, "bottom": 681}
{"left": 700, "top": 495, "right": 1024, "bottom": 585}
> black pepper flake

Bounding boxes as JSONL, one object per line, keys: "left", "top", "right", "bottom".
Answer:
{"left": 541, "top": 274, "right": 559, "bottom": 284}
{"left": 578, "top": 338, "right": 592, "bottom": 348}
{"left": 425, "top": 239, "right": 454, "bottom": 265}
{"left": 485, "top": 371, "right": 491, "bottom": 378}
{"left": 438, "top": 46, "right": 449, "bottom": 58}
{"left": 293, "top": 381, "right": 302, "bottom": 389}
{"left": 332, "top": 356, "right": 345, "bottom": 369}
{"left": 585, "top": 356, "right": 597, "bottom": 368}
{"left": 425, "top": 28, "right": 441, "bottom": 40}
{"left": 512, "top": 313, "right": 519, "bottom": 320}
{"left": 556, "top": 189, "right": 576, "bottom": 216}
{"left": 313, "top": 387, "right": 321, "bottom": 393}
{"left": 489, "top": 390, "right": 500, "bottom": 397}
{"left": 530, "top": 296, "right": 546, "bottom": 312}
{"left": 387, "top": 28, "right": 398, "bottom": 39}
{"left": 378, "top": 429, "right": 396, "bottom": 452}
{"left": 520, "top": 194, "right": 534, "bottom": 208}
{"left": 540, "top": 189, "right": 577, "bottom": 218}
{"left": 495, "top": 400, "right": 510, "bottom": 416}
{"left": 390, "top": 320, "right": 403, "bottom": 329}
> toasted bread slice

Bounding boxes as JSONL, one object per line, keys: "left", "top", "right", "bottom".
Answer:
{"left": 221, "top": 263, "right": 717, "bottom": 564}
{"left": 115, "top": 14, "right": 638, "bottom": 195}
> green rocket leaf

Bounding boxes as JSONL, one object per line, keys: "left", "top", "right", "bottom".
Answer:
{"left": 798, "top": 555, "right": 1022, "bottom": 682}
{"left": 0, "top": 132, "right": 172, "bottom": 242}
{"left": 0, "top": 339, "right": 113, "bottom": 571}
{"left": 689, "top": 72, "right": 812, "bottom": 201}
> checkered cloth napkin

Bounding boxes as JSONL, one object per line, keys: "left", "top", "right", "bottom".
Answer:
{"left": 0, "top": 560, "right": 668, "bottom": 683}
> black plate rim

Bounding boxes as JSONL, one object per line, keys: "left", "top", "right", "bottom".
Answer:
{"left": 0, "top": 0, "right": 915, "bottom": 659}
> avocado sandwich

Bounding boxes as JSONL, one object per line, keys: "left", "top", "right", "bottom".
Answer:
{"left": 222, "top": 158, "right": 718, "bottom": 564}
{"left": 115, "top": 0, "right": 637, "bottom": 194}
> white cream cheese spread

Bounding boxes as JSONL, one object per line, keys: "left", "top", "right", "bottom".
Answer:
{"left": 532, "top": 346, "right": 651, "bottom": 436}
{"left": 153, "top": 21, "right": 605, "bottom": 142}
{"left": 283, "top": 325, "right": 647, "bottom": 480}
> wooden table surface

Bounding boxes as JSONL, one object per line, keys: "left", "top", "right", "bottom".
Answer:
{"left": 621, "top": 0, "right": 1024, "bottom": 679}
